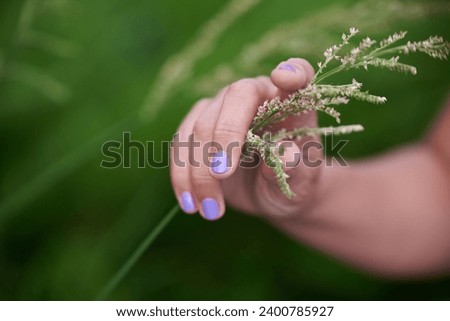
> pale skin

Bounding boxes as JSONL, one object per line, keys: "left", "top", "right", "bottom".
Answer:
{"left": 170, "top": 57, "right": 450, "bottom": 279}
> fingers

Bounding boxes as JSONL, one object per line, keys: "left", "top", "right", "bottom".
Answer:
{"left": 189, "top": 78, "right": 277, "bottom": 220}
{"left": 210, "top": 77, "right": 278, "bottom": 179}
{"left": 270, "top": 57, "right": 315, "bottom": 94}
{"left": 171, "top": 98, "right": 210, "bottom": 214}
{"left": 171, "top": 92, "right": 227, "bottom": 220}
{"left": 172, "top": 77, "right": 279, "bottom": 220}
{"left": 190, "top": 94, "right": 226, "bottom": 220}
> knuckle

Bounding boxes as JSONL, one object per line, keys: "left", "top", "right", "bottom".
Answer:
{"left": 176, "top": 123, "right": 188, "bottom": 137}
{"left": 255, "top": 75, "right": 270, "bottom": 84}
{"left": 194, "top": 98, "right": 211, "bottom": 109}
{"left": 178, "top": 98, "right": 211, "bottom": 134}
{"left": 214, "top": 121, "right": 244, "bottom": 142}
{"left": 191, "top": 169, "right": 213, "bottom": 185}
{"left": 227, "top": 78, "right": 258, "bottom": 97}
{"left": 192, "top": 118, "right": 210, "bottom": 140}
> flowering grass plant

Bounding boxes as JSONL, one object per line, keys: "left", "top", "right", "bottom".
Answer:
{"left": 245, "top": 28, "right": 450, "bottom": 198}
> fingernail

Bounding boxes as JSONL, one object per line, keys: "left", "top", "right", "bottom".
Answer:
{"left": 211, "top": 151, "right": 229, "bottom": 174}
{"left": 202, "top": 198, "right": 220, "bottom": 220}
{"left": 181, "top": 191, "right": 196, "bottom": 213}
{"left": 278, "top": 63, "right": 296, "bottom": 72}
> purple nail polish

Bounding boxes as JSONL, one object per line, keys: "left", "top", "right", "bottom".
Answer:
{"left": 181, "top": 191, "right": 196, "bottom": 213}
{"left": 211, "top": 151, "right": 229, "bottom": 174}
{"left": 202, "top": 198, "right": 220, "bottom": 220}
{"left": 278, "top": 63, "right": 296, "bottom": 72}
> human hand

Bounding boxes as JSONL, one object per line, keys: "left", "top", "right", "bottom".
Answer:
{"left": 170, "top": 58, "right": 322, "bottom": 220}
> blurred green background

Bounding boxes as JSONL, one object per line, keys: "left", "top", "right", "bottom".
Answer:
{"left": 0, "top": 0, "right": 449, "bottom": 300}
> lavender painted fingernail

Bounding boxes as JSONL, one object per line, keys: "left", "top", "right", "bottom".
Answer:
{"left": 211, "top": 151, "right": 229, "bottom": 174}
{"left": 202, "top": 198, "right": 220, "bottom": 220}
{"left": 278, "top": 63, "right": 296, "bottom": 72}
{"left": 181, "top": 191, "right": 196, "bottom": 213}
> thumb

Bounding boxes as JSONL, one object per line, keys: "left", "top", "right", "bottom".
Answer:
{"left": 270, "top": 58, "right": 317, "bottom": 131}
{"left": 270, "top": 58, "right": 315, "bottom": 94}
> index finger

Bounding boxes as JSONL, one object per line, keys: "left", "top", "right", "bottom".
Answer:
{"left": 209, "top": 76, "right": 277, "bottom": 179}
